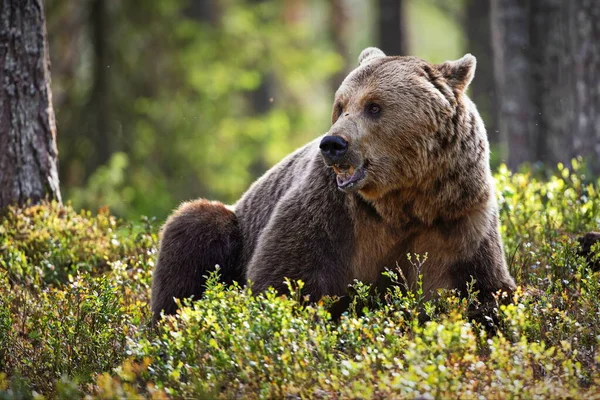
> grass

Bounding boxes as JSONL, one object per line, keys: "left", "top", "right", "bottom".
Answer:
{"left": 1, "top": 159, "right": 600, "bottom": 399}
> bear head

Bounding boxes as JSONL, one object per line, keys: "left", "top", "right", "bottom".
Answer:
{"left": 320, "top": 47, "right": 479, "bottom": 203}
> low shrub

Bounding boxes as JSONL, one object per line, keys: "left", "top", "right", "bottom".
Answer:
{"left": 0, "top": 201, "right": 157, "bottom": 286}
{"left": 0, "top": 161, "right": 599, "bottom": 398}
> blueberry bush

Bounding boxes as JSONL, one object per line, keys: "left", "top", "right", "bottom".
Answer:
{"left": 1, "top": 160, "right": 599, "bottom": 398}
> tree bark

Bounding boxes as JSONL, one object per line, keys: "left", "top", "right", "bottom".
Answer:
{"left": 87, "top": 0, "right": 111, "bottom": 173}
{"left": 329, "top": 0, "right": 350, "bottom": 92}
{"left": 185, "top": 0, "right": 220, "bottom": 22}
{"left": 465, "top": 0, "right": 499, "bottom": 146}
{"left": 246, "top": 0, "right": 275, "bottom": 177}
{"left": 491, "top": 0, "right": 536, "bottom": 169}
{"left": 531, "top": 0, "right": 600, "bottom": 172}
{"left": 492, "top": 0, "right": 600, "bottom": 171}
{"left": 0, "top": 0, "right": 61, "bottom": 208}
{"left": 377, "top": 0, "right": 406, "bottom": 56}
{"left": 247, "top": 0, "right": 273, "bottom": 116}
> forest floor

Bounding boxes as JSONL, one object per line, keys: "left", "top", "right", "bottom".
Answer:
{"left": 1, "top": 161, "right": 600, "bottom": 399}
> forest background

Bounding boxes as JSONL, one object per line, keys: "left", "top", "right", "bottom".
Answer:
{"left": 46, "top": 0, "right": 600, "bottom": 219}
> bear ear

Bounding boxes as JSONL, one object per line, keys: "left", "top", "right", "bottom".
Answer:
{"left": 358, "top": 47, "right": 386, "bottom": 66}
{"left": 435, "top": 54, "right": 476, "bottom": 93}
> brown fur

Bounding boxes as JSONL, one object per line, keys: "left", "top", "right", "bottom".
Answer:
{"left": 578, "top": 232, "right": 600, "bottom": 271}
{"left": 151, "top": 47, "right": 516, "bottom": 322}
{"left": 151, "top": 199, "right": 243, "bottom": 323}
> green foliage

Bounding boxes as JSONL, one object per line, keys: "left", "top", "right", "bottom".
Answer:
{"left": 136, "top": 279, "right": 339, "bottom": 398}
{"left": 3, "top": 273, "right": 126, "bottom": 390}
{"left": 1, "top": 161, "right": 600, "bottom": 397}
{"left": 0, "top": 204, "right": 157, "bottom": 396}
{"left": 48, "top": 0, "right": 343, "bottom": 219}
{"left": 408, "top": 0, "right": 465, "bottom": 63}
{"left": 0, "top": 201, "right": 157, "bottom": 286}
{"left": 496, "top": 157, "right": 600, "bottom": 283}
{"left": 68, "top": 153, "right": 136, "bottom": 218}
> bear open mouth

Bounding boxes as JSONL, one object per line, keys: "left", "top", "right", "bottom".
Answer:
{"left": 332, "top": 164, "right": 366, "bottom": 189}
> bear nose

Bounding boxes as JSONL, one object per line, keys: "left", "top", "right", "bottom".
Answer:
{"left": 319, "top": 135, "right": 348, "bottom": 163}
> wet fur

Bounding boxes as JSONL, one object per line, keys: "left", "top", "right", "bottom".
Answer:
{"left": 151, "top": 49, "right": 516, "bottom": 322}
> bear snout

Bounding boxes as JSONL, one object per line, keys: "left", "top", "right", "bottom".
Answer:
{"left": 319, "top": 135, "right": 348, "bottom": 164}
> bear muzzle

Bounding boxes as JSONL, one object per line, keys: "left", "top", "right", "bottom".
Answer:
{"left": 320, "top": 134, "right": 368, "bottom": 191}
{"left": 333, "top": 164, "right": 367, "bottom": 190}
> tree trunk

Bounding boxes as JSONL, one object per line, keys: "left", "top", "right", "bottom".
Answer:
{"left": 246, "top": 0, "right": 275, "bottom": 177}
{"left": 492, "top": 0, "right": 600, "bottom": 171}
{"left": 491, "top": 0, "right": 536, "bottom": 169}
{"left": 531, "top": 0, "right": 600, "bottom": 172}
{"left": 377, "top": 0, "right": 406, "bottom": 56}
{"left": 248, "top": 0, "right": 273, "bottom": 116}
{"left": 185, "top": 0, "right": 220, "bottom": 21}
{"left": 0, "top": 0, "right": 61, "bottom": 208}
{"left": 329, "top": 0, "right": 350, "bottom": 92}
{"left": 87, "top": 0, "right": 111, "bottom": 174}
{"left": 465, "top": 0, "right": 499, "bottom": 146}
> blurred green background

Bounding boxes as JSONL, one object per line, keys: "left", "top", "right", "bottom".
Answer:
{"left": 45, "top": 0, "right": 479, "bottom": 219}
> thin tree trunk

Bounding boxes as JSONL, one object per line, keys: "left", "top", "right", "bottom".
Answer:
{"left": 248, "top": 0, "right": 273, "bottom": 116}
{"left": 0, "top": 0, "right": 61, "bottom": 208}
{"left": 185, "top": 0, "right": 219, "bottom": 21}
{"left": 329, "top": 0, "right": 350, "bottom": 92}
{"left": 87, "top": 0, "right": 110, "bottom": 174}
{"left": 491, "top": 0, "right": 536, "bottom": 169}
{"left": 465, "top": 0, "right": 499, "bottom": 146}
{"left": 377, "top": 0, "right": 406, "bottom": 56}
{"left": 246, "top": 0, "right": 275, "bottom": 177}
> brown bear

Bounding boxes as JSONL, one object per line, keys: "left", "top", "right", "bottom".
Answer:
{"left": 151, "top": 47, "right": 516, "bottom": 323}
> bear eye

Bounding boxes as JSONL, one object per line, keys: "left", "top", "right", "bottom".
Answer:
{"left": 367, "top": 103, "right": 381, "bottom": 116}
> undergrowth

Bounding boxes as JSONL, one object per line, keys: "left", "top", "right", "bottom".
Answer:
{"left": 1, "top": 160, "right": 599, "bottom": 399}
